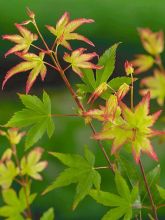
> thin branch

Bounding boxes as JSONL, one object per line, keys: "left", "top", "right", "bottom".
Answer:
{"left": 31, "top": 44, "right": 45, "bottom": 52}
{"left": 64, "top": 64, "right": 71, "bottom": 72}
{"left": 33, "top": 21, "right": 50, "bottom": 52}
{"left": 44, "top": 61, "right": 59, "bottom": 71}
{"left": 157, "top": 203, "right": 165, "bottom": 209}
{"left": 51, "top": 38, "right": 57, "bottom": 51}
{"left": 139, "top": 160, "right": 158, "bottom": 220}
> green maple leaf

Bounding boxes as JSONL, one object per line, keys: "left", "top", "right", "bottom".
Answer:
{"left": 40, "top": 208, "right": 55, "bottom": 220}
{"left": 0, "top": 187, "right": 36, "bottom": 220}
{"left": 94, "top": 92, "right": 163, "bottom": 163}
{"left": 2, "top": 23, "right": 38, "bottom": 57}
{"left": 6, "top": 91, "right": 55, "bottom": 149}
{"left": 2, "top": 52, "right": 47, "bottom": 94}
{"left": 157, "top": 185, "right": 165, "bottom": 200}
{"left": 96, "top": 43, "right": 120, "bottom": 86}
{"left": 0, "top": 160, "right": 19, "bottom": 189}
{"left": 90, "top": 172, "right": 141, "bottom": 220}
{"left": 43, "top": 145, "right": 101, "bottom": 210}
{"left": 141, "top": 69, "right": 165, "bottom": 106}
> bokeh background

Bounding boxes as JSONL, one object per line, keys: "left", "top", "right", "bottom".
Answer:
{"left": 0, "top": 0, "right": 165, "bottom": 219}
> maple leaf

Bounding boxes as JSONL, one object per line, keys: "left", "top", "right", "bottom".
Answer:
{"left": 2, "top": 24, "right": 38, "bottom": 57}
{"left": 132, "top": 54, "right": 154, "bottom": 74}
{"left": 6, "top": 91, "right": 55, "bottom": 149}
{"left": 46, "top": 12, "right": 94, "bottom": 50}
{"left": 138, "top": 28, "right": 164, "bottom": 55}
{"left": 20, "top": 147, "right": 48, "bottom": 180}
{"left": 0, "top": 160, "right": 19, "bottom": 189}
{"left": 2, "top": 52, "right": 47, "bottom": 94}
{"left": 94, "top": 92, "right": 164, "bottom": 163}
{"left": 140, "top": 69, "right": 165, "bottom": 106}
{"left": 0, "top": 187, "right": 36, "bottom": 220}
{"left": 43, "top": 146, "right": 101, "bottom": 210}
{"left": 90, "top": 172, "right": 140, "bottom": 220}
{"left": 63, "top": 48, "right": 102, "bottom": 77}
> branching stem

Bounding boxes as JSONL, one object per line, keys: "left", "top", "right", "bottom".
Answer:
{"left": 33, "top": 19, "right": 114, "bottom": 173}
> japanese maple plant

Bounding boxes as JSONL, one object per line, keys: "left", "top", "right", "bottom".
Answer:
{"left": 0, "top": 8, "right": 165, "bottom": 220}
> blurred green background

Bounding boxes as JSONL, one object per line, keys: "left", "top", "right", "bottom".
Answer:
{"left": 0, "top": 0, "right": 165, "bottom": 219}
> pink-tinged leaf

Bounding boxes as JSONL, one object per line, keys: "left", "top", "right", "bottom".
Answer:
{"left": 15, "top": 23, "right": 34, "bottom": 39}
{"left": 104, "top": 95, "right": 118, "bottom": 121}
{"left": 111, "top": 128, "right": 131, "bottom": 155}
{"left": 83, "top": 109, "right": 104, "bottom": 121}
{"left": 142, "top": 139, "right": 158, "bottom": 162}
{"left": 3, "top": 23, "right": 38, "bottom": 57}
{"left": 66, "top": 18, "right": 94, "bottom": 32}
{"left": 56, "top": 12, "right": 70, "bottom": 29}
{"left": 72, "top": 66, "right": 83, "bottom": 77}
{"left": 120, "top": 101, "right": 134, "bottom": 122}
{"left": 2, "top": 52, "right": 47, "bottom": 93}
{"left": 45, "top": 25, "right": 56, "bottom": 35}
{"left": 47, "top": 12, "right": 94, "bottom": 50}
{"left": 132, "top": 147, "right": 141, "bottom": 164}
{"left": 87, "top": 82, "right": 108, "bottom": 104}
{"left": 63, "top": 48, "right": 102, "bottom": 77}
{"left": 26, "top": 66, "right": 41, "bottom": 94}
{"left": 151, "top": 110, "right": 162, "bottom": 124}
{"left": 2, "top": 34, "right": 22, "bottom": 43}
{"left": 40, "top": 65, "right": 47, "bottom": 81}
{"left": 116, "top": 83, "right": 130, "bottom": 100}
{"left": 149, "top": 129, "right": 165, "bottom": 137}
{"left": 16, "top": 52, "right": 39, "bottom": 61}
{"left": 4, "top": 44, "right": 27, "bottom": 57}
{"left": 76, "top": 52, "right": 98, "bottom": 62}
{"left": 138, "top": 28, "right": 164, "bottom": 55}
{"left": 2, "top": 61, "right": 35, "bottom": 90}
{"left": 67, "top": 33, "right": 95, "bottom": 46}
{"left": 132, "top": 54, "right": 154, "bottom": 74}
{"left": 135, "top": 91, "right": 150, "bottom": 115}
{"left": 61, "top": 40, "right": 72, "bottom": 50}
